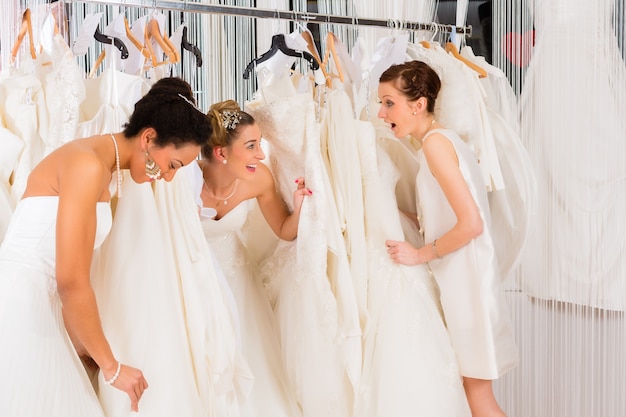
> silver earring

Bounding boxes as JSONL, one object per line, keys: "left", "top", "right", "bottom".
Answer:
{"left": 145, "top": 152, "right": 161, "bottom": 180}
{"left": 222, "top": 159, "right": 228, "bottom": 165}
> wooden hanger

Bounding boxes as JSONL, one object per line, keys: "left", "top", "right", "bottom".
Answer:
{"left": 89, "top": 52, "right": 106, "bottom": 78}
{"left": 445, "top": 42, "right": 487, "bottom": 79}
{"left": 299, "top": 29, "right": 328, "bottom": 86}
{"left": 301, "top": 30, "right": 324, "bottom": 71}
{"left": 419, "top": 40, "right": 431, "bottom": 49}
{"left": 322, "top": 32, "right": 345, "bottom": 87}
{"left": 124, "top": 17, "right": 151, "bottom": 61}
{"left": 11, "top": 9, "right": 37, "bottom": 63}
{"left": 144, "top": 17, "right": 179, "bottom": 67}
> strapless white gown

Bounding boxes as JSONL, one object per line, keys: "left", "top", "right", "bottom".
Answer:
{"left": 0, "top": 196, "right": 111, "bottom": 417}
{"left": 185, "top": 160, "right": 300, "bottom": 417}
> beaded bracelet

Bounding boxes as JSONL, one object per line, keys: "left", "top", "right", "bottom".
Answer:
{"left": 104, "top": 362, "right": 121, "bottom": 385}
{"left": 432, "top": 239, "right": 443, "bottom": 259}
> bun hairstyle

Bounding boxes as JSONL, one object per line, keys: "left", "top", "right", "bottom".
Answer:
{"left": 123, "top": 77, "right": 212, "bottom": 148}
{"left": 379, "top": 60, "right": 441, "bottom": 113}
{"left": 202, "top": 100, "right": 255, "bottom": 160}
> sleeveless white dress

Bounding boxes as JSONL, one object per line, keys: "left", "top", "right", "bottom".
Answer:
{"left": 417, "top": 129, "right": 519, "bottom": 379}
{"left": 184, "top": 162, "right": 301, "bottom": 417}
{"left": 0, "top": 196, "right": 111, "bottom": 417}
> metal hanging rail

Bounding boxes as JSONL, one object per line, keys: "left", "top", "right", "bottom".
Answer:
{"left": 67, "top": 0, "right": 472, "bottom": 36}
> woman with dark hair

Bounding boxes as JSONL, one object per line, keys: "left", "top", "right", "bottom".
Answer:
{"left": 183, "top": 99, "right": 308, "bottom": 417}
{"left": 0, "top": 77, "right": 211, "bottom": 416}
{"left": 379, "top": 60, "right": 518, "bottom": 417}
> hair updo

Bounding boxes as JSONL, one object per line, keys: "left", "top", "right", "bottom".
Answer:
{"left": 202, "top": 100, "right": 255, "bottom": 160}
{"left": 123, "top": 77, "right": 211, "bottom": 149}
{"left": 379, "top": 60, "right": 441, "bottom": 113}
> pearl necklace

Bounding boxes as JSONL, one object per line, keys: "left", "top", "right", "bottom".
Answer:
{"left": 417, "top": 119, "right": 438, "bottom": 145}
{"left": 109, "top": 133, "right": 122, "bottom": 198}
{"left": 202, "top": 166, "right": 239, "bottom": 205}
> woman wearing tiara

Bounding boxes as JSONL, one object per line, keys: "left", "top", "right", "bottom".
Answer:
{"left": 183, "top": 99, "right": 309, "bottom": 417}
{"left": 0, "top": 77, "right": 210, "bottom": 416}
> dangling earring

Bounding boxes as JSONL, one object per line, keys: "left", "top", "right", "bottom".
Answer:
{"left": 145, "top": 151, "right": 161, "bottom": 180}
{"left": 222, "top": 159, "right": 228, "bottom": 165}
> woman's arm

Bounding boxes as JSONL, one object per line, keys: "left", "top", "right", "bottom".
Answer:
{"left": 254, "top": 164, "right": 310, "bottom": 241}
{"left": 55, "top": 151, "right": 147, "bottom": 411}
{"left": 420, "top": 132, "right": 483, "bottom": 257}
{"left": 386, "top": 133, "right": 482, "bottom": 265}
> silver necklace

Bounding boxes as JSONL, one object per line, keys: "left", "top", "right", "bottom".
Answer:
{"left": 202, "top": 166, "right": 239, "bottom": 205}
{"left": 109, "top": 133, "right": 122, "bottom": 198}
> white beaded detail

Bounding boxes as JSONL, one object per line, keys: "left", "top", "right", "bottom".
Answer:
{"left": 109, "top": 133, "right": 123, "bottom": 198}
{"left": 221, "top": 110, "right": 242, "bottom": 130}
{"left": 104, "top": 361, "right": 121, "bottom": 385}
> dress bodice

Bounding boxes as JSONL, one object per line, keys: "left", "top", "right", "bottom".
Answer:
{"left": 0, "top": 196, "right": 112, "bottom": 275}
{"left": 200, "top": 200, "right": 252, "bottom": 239}
{"left": 199, "top": 200, "right": 253, "bottom": 277}
{"left": 417, "top": 128, "right": 491, "bottom": 241}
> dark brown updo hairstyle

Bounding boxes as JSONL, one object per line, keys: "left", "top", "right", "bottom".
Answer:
{"left": 202, "top": 100, "right": 255, "bottom": 160}
{"left": 379, "top": 60, "right": 441, "bottom": 114}
{"left": 123, "top": 77, "right": 211, "bottom": 148}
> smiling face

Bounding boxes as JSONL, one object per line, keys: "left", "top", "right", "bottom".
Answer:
{"left": 377, "top": 81, "right": 417, "bottom": 138}
{"left": 131, "top": 142, "right": 201, "bottom": 183}
{"left": 221, "top": 123, "right": 265, "bottom": 177}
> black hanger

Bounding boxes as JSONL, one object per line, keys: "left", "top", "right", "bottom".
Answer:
{"left": 243, "top": 34, "right": 320, "bottom": 80}
{"left": 94, "top": 25, "right": 129, "bottom": 59}
{"left": 181, "top": 26, "right": 202, "bottom": 67}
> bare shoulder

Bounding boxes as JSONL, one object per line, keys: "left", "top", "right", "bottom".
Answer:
{"left": 58, "top": 143, "right": 105, "bottom": 178}
{"left": 55, "top": 142, "right": 108, "bottom": 200}
{"left": 421, "top": 131, "right": 458, "bottom": 169}
{"left": 244, "top": 162, "right": 277, "bottom": 199}
{"left": 24, "top": 139, "right": 106, "bottom": 198}
{"left": 252, "top": 162, "right": 275, "bottom": 185}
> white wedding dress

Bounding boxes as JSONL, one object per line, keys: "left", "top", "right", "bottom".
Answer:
{"left": 0, "top": 197, "right": 110, "bottom": 417}
{"left": 92, "top": 173, "right": 251, "bottom": 417}
{"left": 184, "top": 161, "right": 301, "bottom": 417}
{"left": 353, "top": 118, "right": 471, "bottom": 417}
{"left": 247, "top": 73, "right": 360, "bottom": 417}
{"left": 0, "top": 124, "right": 22, "bottom": 243}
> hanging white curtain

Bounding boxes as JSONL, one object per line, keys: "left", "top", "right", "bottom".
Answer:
{"left": 493, "top": 1, "right": 626, "bottom": 416}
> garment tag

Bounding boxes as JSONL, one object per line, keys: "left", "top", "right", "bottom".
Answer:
{"left": 72, "top": 13, "right": 103, "bottom": 56}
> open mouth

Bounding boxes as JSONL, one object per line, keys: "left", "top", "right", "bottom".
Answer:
{"left": 246, "top": 164, "right": 257, "bottom": 172}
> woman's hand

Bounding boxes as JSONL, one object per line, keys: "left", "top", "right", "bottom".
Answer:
{"left": 293, "top": 177, "right": 312, "bottom": 211}
{"left": 385, "top": 240, "right": 423, "bottom": 265}
{"left": 104, "top": 364, "right": 149, "bottom": 412}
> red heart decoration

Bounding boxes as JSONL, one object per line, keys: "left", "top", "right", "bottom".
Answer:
{"left": 501, "top": 30, "right": 535, "bottom": 68}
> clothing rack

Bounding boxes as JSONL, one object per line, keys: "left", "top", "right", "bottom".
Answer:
{"left": 66, "top": 0, "right": 472, "bottom": 36}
